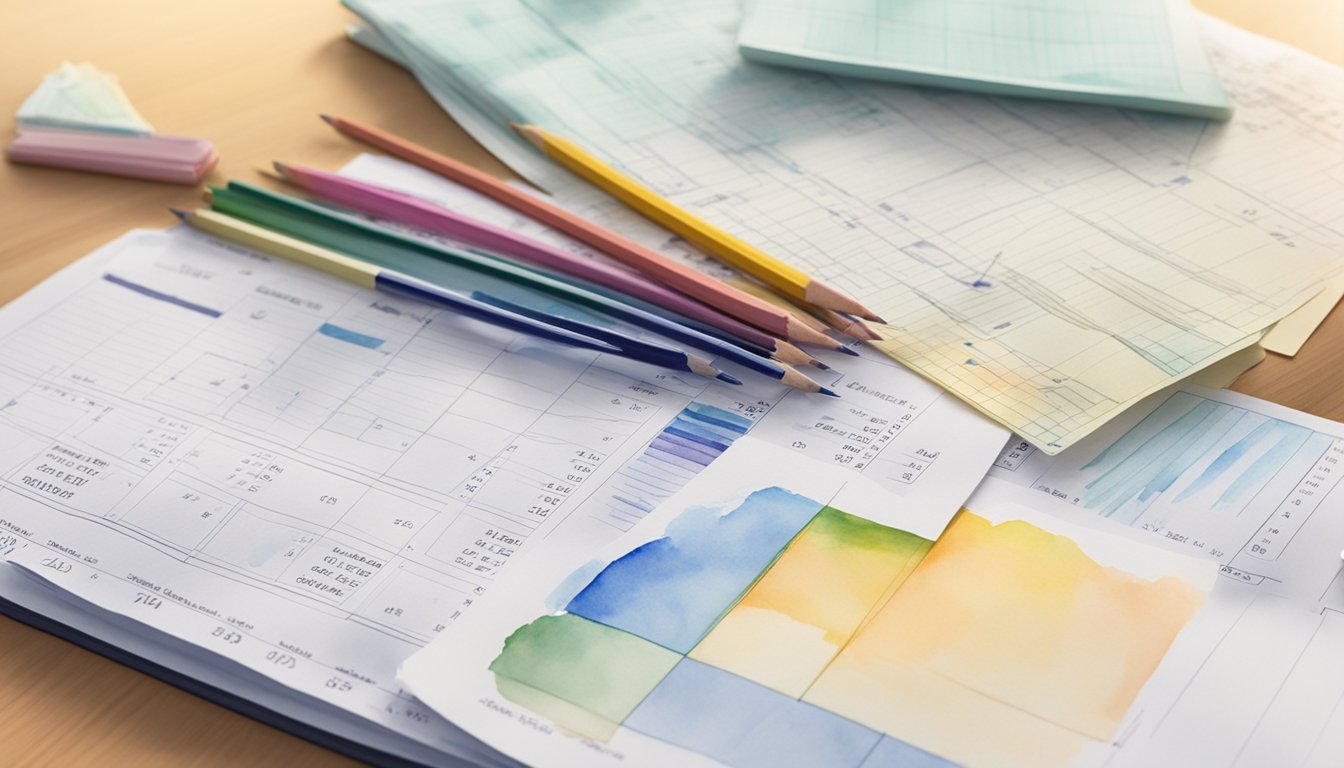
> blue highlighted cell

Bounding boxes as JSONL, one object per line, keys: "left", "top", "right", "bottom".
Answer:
{"left": 318, "top": 322, "right": 384, "bottom": 349}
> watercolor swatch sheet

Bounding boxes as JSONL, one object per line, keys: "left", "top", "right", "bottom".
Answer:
{"left": 402, "top": 439, "right": 1237, "bottom": 768}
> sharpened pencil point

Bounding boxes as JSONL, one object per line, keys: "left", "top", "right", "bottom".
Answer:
{"left": 786, "top": 318, "right": 842, "bottom": 349}
{"left": 770, "top": 340, "right": 814, "bottom": 367}
{"left": 836, "top": 345, "right": 861, "bottom": 357}
{"left": 319, "top": 114, "right": 336, "bottom": 126}
{"left": 810, "top": 358, "right": 831, "bottom": 370}
{"left": 168, "top": 208, "right": 189, "bottom": 222}
{"left": 510, "top": 123, "right": 546, "bottom": 152}
{"left": 716, "top": 371, "right": 743, "bottom": 385}
{"left": 818, "top": 386, "right": 841, "bottom": 398}
{"left": 803, "top": 282, "right": 883, "bottom": 323}
{"left": 272, "top": 161, "right": 292, "bottom": 177}
{"left": 256, "top": 165, "right": 285, "bottom": 183}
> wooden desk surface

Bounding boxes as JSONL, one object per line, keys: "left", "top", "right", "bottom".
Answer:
{"left": 0, "top": 0, "right": 1341, "bottom": 765}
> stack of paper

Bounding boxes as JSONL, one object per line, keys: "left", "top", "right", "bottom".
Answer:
{"left": 7, "top": 63, "right": 217, "bottom": 184}
{"left": 736, "top": 0, "right": 1234, "bottom": 118}
{"left": 344, "top": 0, "right": 1343, "bottom": 454}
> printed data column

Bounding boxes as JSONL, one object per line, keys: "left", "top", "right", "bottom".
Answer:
{"left": 423, "top": 362, "right": 662, "bottom": 580}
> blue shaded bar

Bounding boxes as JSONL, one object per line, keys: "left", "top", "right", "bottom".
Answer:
{"left": 650, "top": 432, "right": 721, "bottom": 466}
{"left": 318, "top": 322, "right": 385, "bottom": 349}
{"left": 626, "top": 659, "right": 882, "bottom": 768}
{"left": 102, "top": 274, "right": 221, "bottom": 318}
{"left": 681, "top": 402, "right": 752, "bottom": 434}
{"left": 664, "top": 424, "right": 732, "bottom": 454}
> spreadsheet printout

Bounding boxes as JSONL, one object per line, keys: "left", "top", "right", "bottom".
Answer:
{"left": 0, "top": 220, "right": 1006, "bottom": 762}
{"left": 348, "top": 0, "right": 1344, "bottom": 452}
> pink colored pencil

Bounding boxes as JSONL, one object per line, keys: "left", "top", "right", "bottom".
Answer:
{"left": 274, "top": 162, "right": 819, "bottom": 367}
{"left": 319, "top": 114, "right": 839, "bottom": 350}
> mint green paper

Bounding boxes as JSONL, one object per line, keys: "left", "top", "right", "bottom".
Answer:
{"left": 16, "top": 62, "right": 154, "bottom": 136}
{"left": 737, "top": 0, "right": 1232, "bottom": 119}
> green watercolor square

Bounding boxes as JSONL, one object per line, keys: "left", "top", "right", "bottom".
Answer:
{"left": 491, "top": 613, "right": 682, "bottom": 738}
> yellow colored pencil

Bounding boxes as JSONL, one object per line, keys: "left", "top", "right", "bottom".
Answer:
{"left": 513, "top": 123, "right": 885, "bottom": 323}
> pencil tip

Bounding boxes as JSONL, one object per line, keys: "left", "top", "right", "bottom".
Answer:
{"left": 256, "top": 164, "right": 285, "bottom": 182}
{"left": 787, "top": 319, "right": 843, "bottom": 349}
{"left": 851, "top": 324, "right": 883, "bottom": 342}
{"left": 716, "top": 371, "right": 743, "bottom": 385}
{"left": 319, "top": 114, "right": 336, "bottom": 125}
{"left": 810, "top": 358, "right": 831, "bottom": 370}
{"left": 168, "top": 208, "right": 189, "bottom": 221}
{"left": 272, "top": 161, "right": 291, "bottom": 176}
{"left": 818, "top": 386, "right": 841, "bottom": 398}
{"left": 511, "top": 123, "right": 545, "bottom": 151}
{"left": 835, "top": 345, "right": 861, "bottom": 357}
{"left": 803, "top": 283, "right": 884, "bottom": 323}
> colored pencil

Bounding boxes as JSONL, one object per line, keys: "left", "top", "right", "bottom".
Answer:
{"left": 475, "top": 293, "right": 834, "bottom": 396}
{"left": 468, "top": 292, "right": 743, "bottom": 385}
{"left": 726, "top": 277, "right": 827, "bottom": 336}
{"left": 318, "top": 114, "right": 840, "bottom": 349}
{"left": 813, "top": 306, "right": 882, "bottom": 342}
{"left": 512, "top": 123, "right": 885, "bottom": 323}
{"left": 272, "top": 162, "right": 819, "bottom": 367}
{"left": 174, "top": 207, "right": 737, "bottom": 384}
{"left": 729, "top": 272, "right": 877, "bottom": 342}
{"left": 206, "top": 183, "right": 837, "bottom": 395}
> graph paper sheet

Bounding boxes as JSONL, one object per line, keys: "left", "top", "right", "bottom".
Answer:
{"left": 345, "top": 0, "right": 1344, "bottom": 453}
{"left": 736, "top": 0, "right": 1233, "bottom": 119}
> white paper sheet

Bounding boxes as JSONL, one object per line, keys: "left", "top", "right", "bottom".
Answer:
{"left": 344, "top": 0, "right": 1344, "bottom": 452}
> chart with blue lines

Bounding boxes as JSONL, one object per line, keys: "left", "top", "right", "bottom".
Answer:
{"left": 993, "top": 390, "right": 1344, "bottom": 570}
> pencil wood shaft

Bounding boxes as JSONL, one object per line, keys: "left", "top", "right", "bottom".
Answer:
{"left": 320, "top": 114, "right": 843, "bottom": 345}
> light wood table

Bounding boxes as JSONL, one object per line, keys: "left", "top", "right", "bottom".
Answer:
{"left": 0, "top": 0, "right": 1340, "bottom": 765}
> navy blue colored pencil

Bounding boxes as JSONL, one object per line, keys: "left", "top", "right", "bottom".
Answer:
{"left": 174, "top": 207, "right": 735, "bottom": 384}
